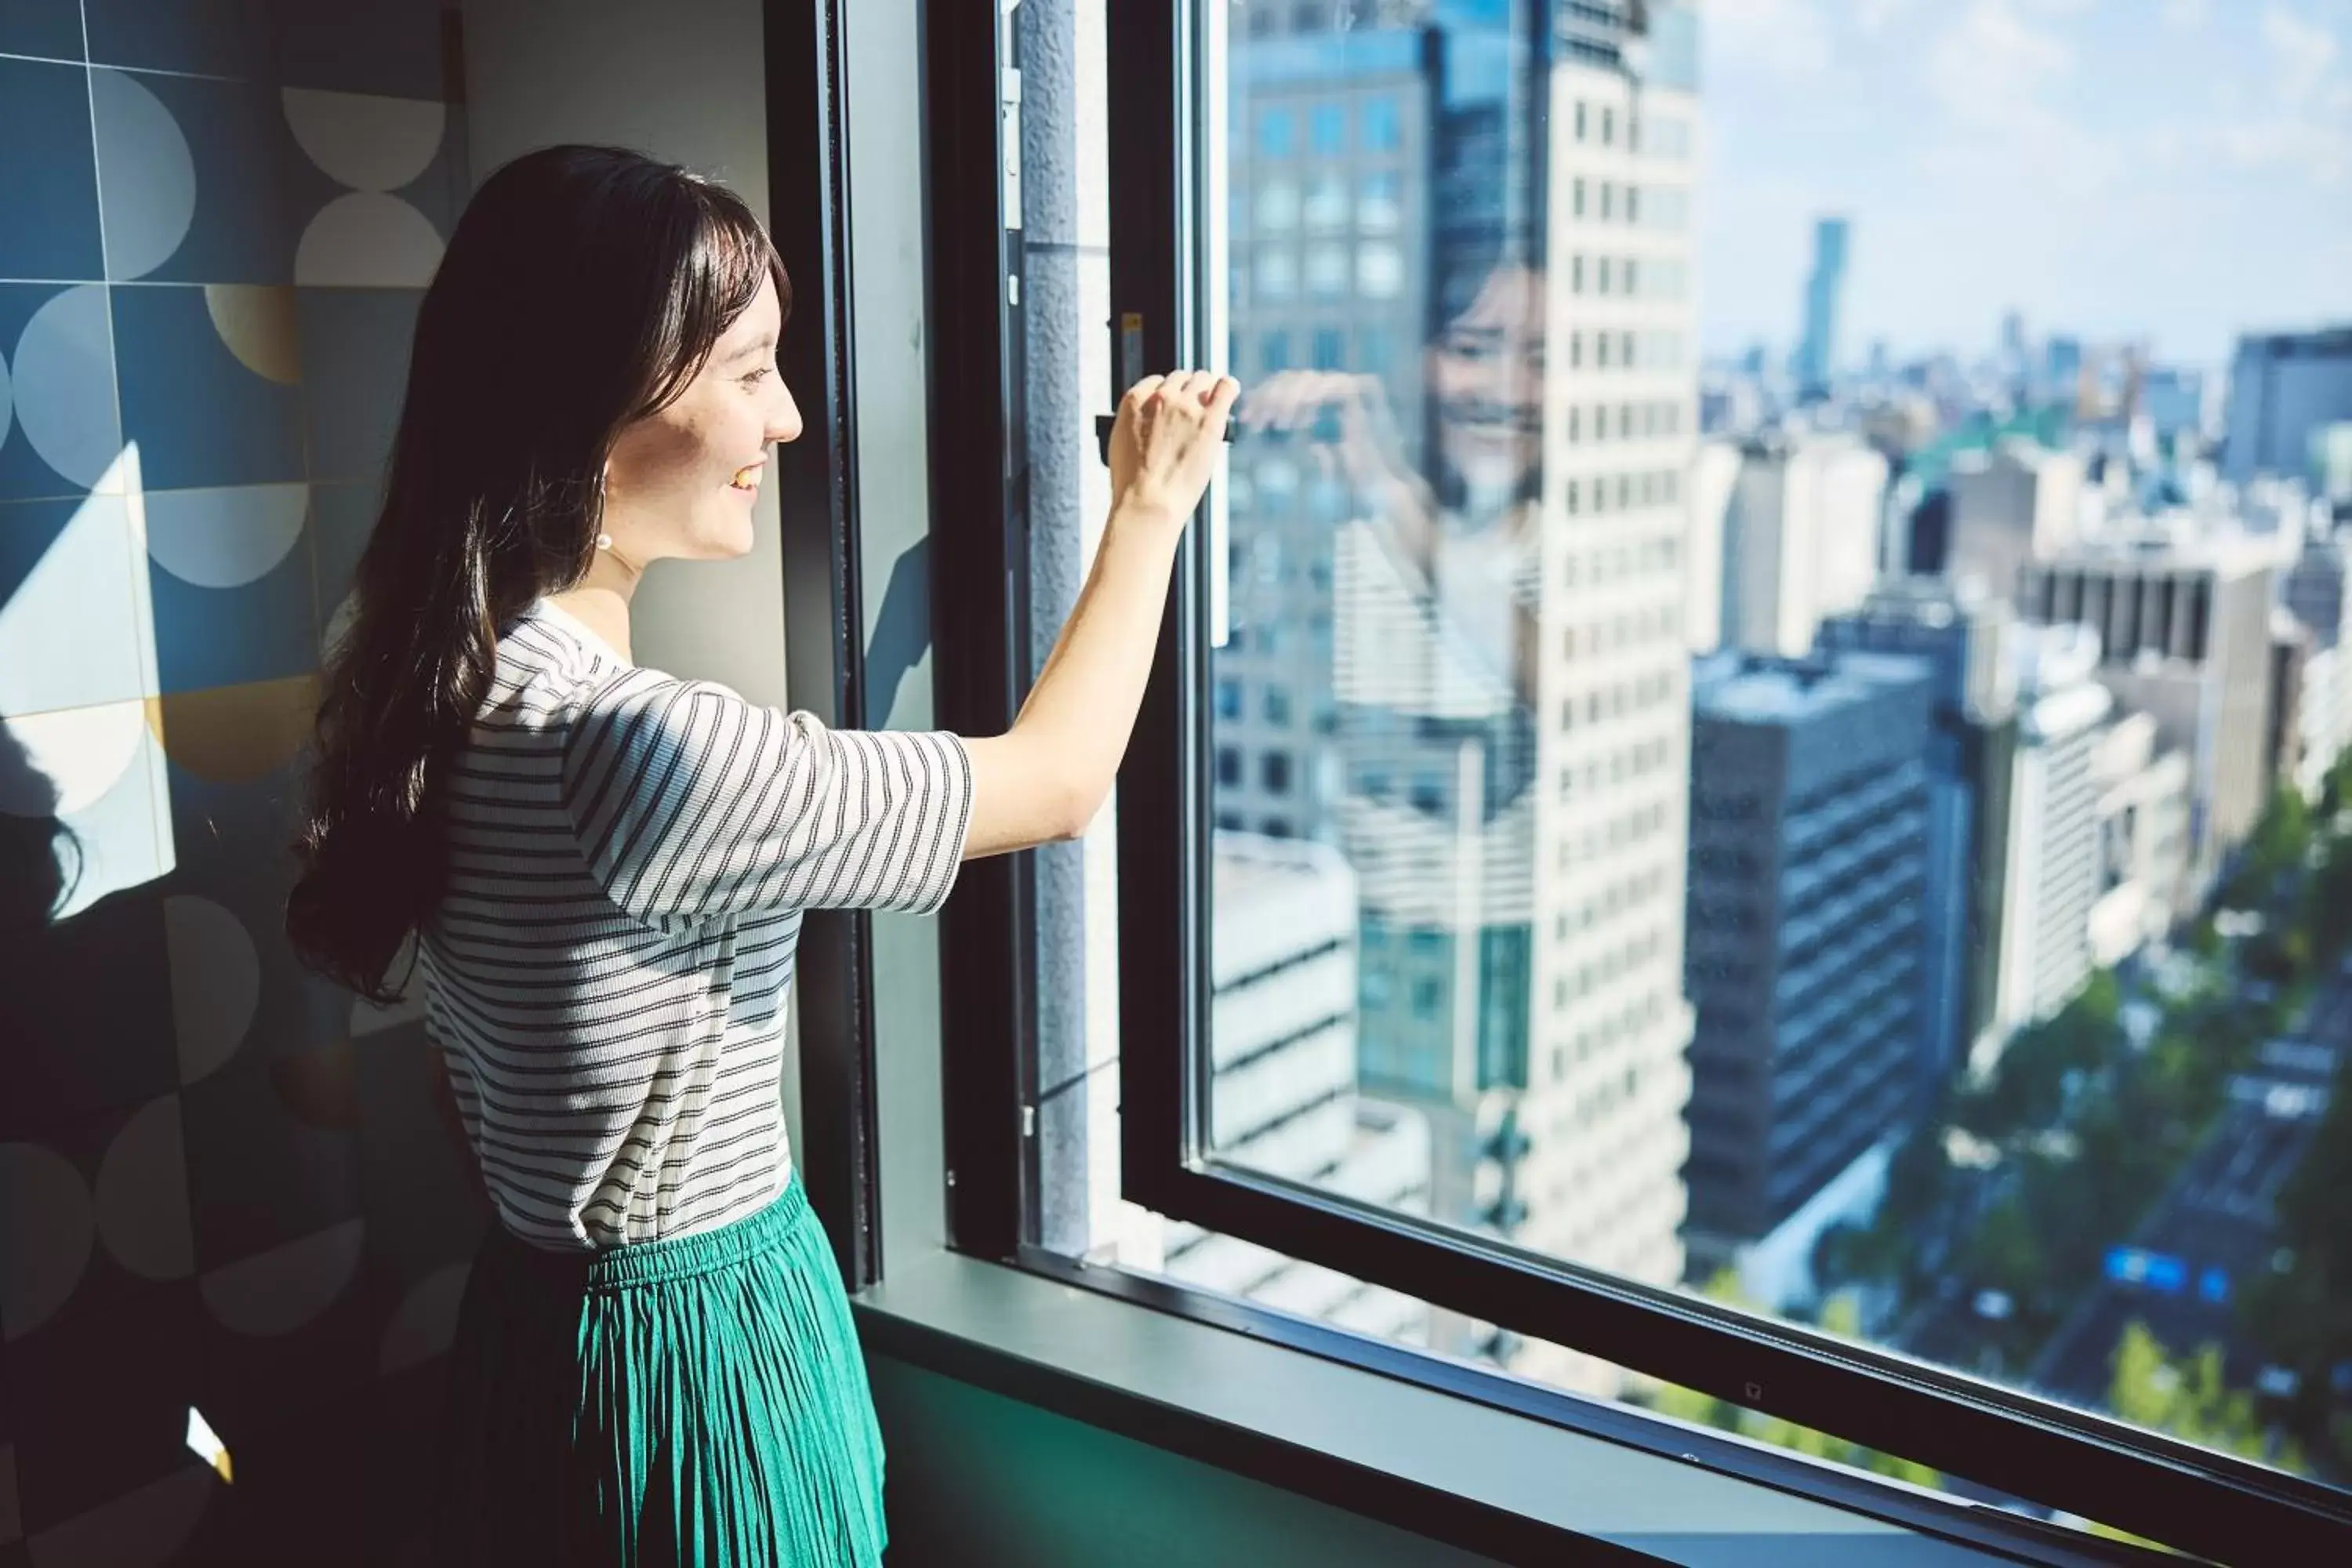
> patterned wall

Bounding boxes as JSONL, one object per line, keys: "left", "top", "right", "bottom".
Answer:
{"left": 0, "top": 3, "right": 483, "bottom": 1562}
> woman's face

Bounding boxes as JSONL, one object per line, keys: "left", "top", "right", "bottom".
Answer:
{"left": 1428, "top": 262, "right": 1545, "bottom": 510}
{"left": 601, "top": 271, "right": 800, "bottom": 564}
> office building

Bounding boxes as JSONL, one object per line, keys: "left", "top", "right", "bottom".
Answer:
{"left": 1817, "top": 577, "right": 2017, "bottom": 1102}
{"left": 2018, "top": 543, "right": 2277, "bottom": 903}
{"left": 1719, "top": 432, "right": 1889, "bottom": 659}
{"left": 1992, "top": 626, "right": 2112, "bottom": 1044}
{"left": 2223, "top": 326, "right": 2352, "bottom": 487}
{"left": 2281, "top": 529, "right": 2352, "bottom": 797}
{"left": 1793, "top": 216, "right": 1848, "bottom": 399}
{"left": 1944, "top": 438, "right": 2085, "bottom": 604}
{"left": 1684, "top": 439, "right": 1741, "bottom": 652}
{"left": 1228, "top": 3, "right": 1701, "bottom": 1394}
{"left": 1683, "top": 651, "right": 1932, "bottom": 1295}
{"left": 2089, "top": 714, "right": 2192, "bottom": 968}
{"left": 1163, "top": 836, "right": 1435, "bottom": 1341}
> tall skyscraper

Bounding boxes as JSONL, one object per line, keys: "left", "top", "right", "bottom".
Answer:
{"left": 1792, "top": 216, "right": 1849, "bottom": 400}
{"left": 1817, "top": 578, "right": 2018, "bottom": 1103}
{"left": 1683, "top": 651, "right": 1933, "bottom": 1300}
{"left": 1218, "top": 2, "right": 1704, "bottom": 1395}
{"left": 1719, "top": 432, "right": 1889, "bottom": 659}
{"left": 2223, "top": 326, "right": 2352, "bottom": 487}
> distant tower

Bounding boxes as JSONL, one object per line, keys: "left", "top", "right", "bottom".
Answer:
{"left": 1793, "top": 216, "right": 1849, "bottom": 400}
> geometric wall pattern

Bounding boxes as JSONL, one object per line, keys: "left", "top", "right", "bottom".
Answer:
{"left": 0, "top": 5, "right": 485, "bottom": 1563}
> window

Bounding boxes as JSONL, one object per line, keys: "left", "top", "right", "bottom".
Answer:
{"left": 1360, "top": 96, "right": 1400, "bottom": 152}
{"left": 1305, "top": 244, "right": 1346, "bottom": 296}
{"left": 1256, "top": 179, "right": 1298, "bottom": 229}
{"left": 1310, "top": 102, "right": 1344, "bottom": 155}
{"left": 1303, "top": 173, "right": 1346, "bottom": 229}
{"left": 1258, "top": 249, "right": 1295, "bottom": 297}
{"left": 954, "top": 4, "right": 2352, "bottom": 1559}
{"left": 1261, "top": 330, "right": 1290, "bottom": 372}
{"left": 1258, "top": 106, "right": 1294, "bottom": 158}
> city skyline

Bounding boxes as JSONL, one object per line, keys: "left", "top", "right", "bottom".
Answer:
{"left": 1698, "top": 0, "right": 2352, "bottom": 369}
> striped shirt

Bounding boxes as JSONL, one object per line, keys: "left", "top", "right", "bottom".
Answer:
{"left": 416, "top": 598, "right": 974, "bottom": 1251}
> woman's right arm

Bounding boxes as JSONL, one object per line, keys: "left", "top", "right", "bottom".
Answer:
{"left": 960, "top": 368, "right": 1239, "bottom": 859}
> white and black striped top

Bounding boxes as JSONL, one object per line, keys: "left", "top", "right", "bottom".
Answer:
{"left": 416, "top": 599, "right": 974, "bottom": 1251}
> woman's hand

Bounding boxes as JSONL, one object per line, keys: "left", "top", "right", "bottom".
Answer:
{"left": 1110, "top": 369, "right": 1241, "bottom": 525}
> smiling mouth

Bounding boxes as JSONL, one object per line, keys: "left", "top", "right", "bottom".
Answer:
{"left": 730, "top": 464, "right": 763, "bottom": 492}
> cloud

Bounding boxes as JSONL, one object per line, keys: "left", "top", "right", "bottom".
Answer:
{"left": 1707, "top": 0, "right": 1835, "bottom": 79}
{"left": 2262, "top": 4, "right": 2343, "bottom": 109}
{"left": 2161, "top": 0, "right": 2212, "bottom": 27}
{"left": 1851, "top": 0, "right": 1915, "bottom": 35}
{"left": 1925, "top": 0, "right": 2076, "bottom": 125}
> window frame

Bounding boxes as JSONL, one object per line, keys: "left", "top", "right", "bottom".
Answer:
{"left": 920, "top": 2, "right": 2352, "bottom": 1561}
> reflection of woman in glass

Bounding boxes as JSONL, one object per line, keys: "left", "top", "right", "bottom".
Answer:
{"left": 281, "top": 147, "right": 1233, "bottom": 1564}
{"left": 1243, "top": 259, "right": 1545, "bottom": 708}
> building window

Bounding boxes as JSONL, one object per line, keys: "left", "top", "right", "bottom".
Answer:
{"left": 1602, "top": 106, "right": 1615, "bottom": 146}
{"left": 1264, "top": 684, "right": 1293, "bottom": 726}
{"left": 1306, "top": 244, "right": 1347, "bottom": 296}
{"left": 1258, "top": 107, "right": 1294, "bottom": 158}
{"left": 1574, "top": 100, "right": 1588, "bottom": 141}
{"left": 1358, "top": 171, "right": 1400, "bottom": 231}
{"left": 1311, "top": 102, "right": 1345, "bottom": 155}
{"left": 1258, "top": 250, "right": 1295, "bottom": 297}
{"left": 1216, "top": 746, "right": 1242, "bottom": 787}
{"left": 1571, "top": 253, "right": 1584, "bottom": 292}
{"left": 1261, "top": 752, "right": 1292, "bottom": 794}
{"left": 1261, "top": 815, "right": 1293, "bottom": 838}
{"left": 1256, "top": 180, "right": 1298, "bottom": 230}
{"left": 1358, "top": 327, "right": 1393, "bottom": 375}
{"left": 1215, "top": 677, "right": 1243, "bottom": 720}
{"left": 1261, "top": 331, "right": 1290, "bottom": 372}
{"left": 1312, "top": 328, "right": 1345, "bottom": 370}
{"left": 1600, "top": 182, "right": 1614, "bottom": 221}
{"left": 1357, "top": 243, "right": 1403, "bottom": 297}
{"left": 1360, "top": 96, "right": 1401, "bottom": 152}
{"left": 1303, "top": 173, "right": 1346, "bottom": 229}
{"left": 1598, "top": 256, "right": 1612, "bottom": 295}
{"left": 1412, "top": 978, "right": 1443, "bottom": 1018}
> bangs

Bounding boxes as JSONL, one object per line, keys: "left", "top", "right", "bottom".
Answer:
{"left": 636, "top": 187, "right": 790, "bottom": 417}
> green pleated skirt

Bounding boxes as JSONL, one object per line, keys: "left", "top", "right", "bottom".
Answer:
{"left": 431, "top": 1176, "right": 886, "bottom": 1566}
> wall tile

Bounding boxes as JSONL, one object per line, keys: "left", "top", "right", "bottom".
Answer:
{"left": 84, "top": 0, "right": 273, "bottom": 80}
{"left": 0, "top": 0, "right": 85, "bottom": 64}
{"left": 0, "top": 495, "right": 152, "bottom": 714}
{"left": 96, "top": 69, "right": 298, "bottom": 284}
{"left": 296, "top": 288, "right": 420, "bottom": 487}
{"left": 112, "top": 284, "right": 304, "bottom": 490}
{"left": 0, "top": 60, "right": 102, "bottom": 281}
{"left": 270, "top": 0, "right": 449, "bottom": 99}
{"left": 0, "top": 284, "right": 123, "bottom": 503}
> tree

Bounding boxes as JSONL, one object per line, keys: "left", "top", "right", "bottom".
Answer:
{"left": 2242, "top": 1048, "right": 2352, "bottom": 1473}
{"left": 2107, "top": 1321, "right": 2303, "bottom": 1471}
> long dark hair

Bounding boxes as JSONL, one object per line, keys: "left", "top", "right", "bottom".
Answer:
{"left": 288, "top": 145, "right": 787, "bottom": 1001}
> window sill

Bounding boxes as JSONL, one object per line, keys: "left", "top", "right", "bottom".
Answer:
{"left": 855, "top": 1248, "right": 2157, "bottom": 1567}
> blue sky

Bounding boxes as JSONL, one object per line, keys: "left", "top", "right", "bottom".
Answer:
{"left": 1694, "top": 0, "right": 2352, "bottom": 368}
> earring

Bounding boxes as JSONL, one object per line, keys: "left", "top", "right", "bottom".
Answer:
{"left": 595, "top": 533, "right": 613, "bottom": 552}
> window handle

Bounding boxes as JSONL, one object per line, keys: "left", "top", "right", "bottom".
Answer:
{"left": 1094, "top": 413, "right": 1236, "bottom": 466}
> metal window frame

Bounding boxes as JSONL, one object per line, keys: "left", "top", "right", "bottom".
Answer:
{"left": 766, "top": 0, "right": 890, "bottom": 1289}
{"left": 922, "top": 1, "right": 2352, "bottom": 1561}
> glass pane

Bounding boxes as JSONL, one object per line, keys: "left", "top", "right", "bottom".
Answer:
{"left": 1189, "top": 0, "right": 2352, "bottom": 1503}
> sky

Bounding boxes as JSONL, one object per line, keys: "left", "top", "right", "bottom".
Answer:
{"left": 1693, "top": 0, "right": 2352, "bottom": 369}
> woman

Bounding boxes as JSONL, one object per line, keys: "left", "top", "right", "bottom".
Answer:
{"left": 285, "top": 144, "right": 1234, "bottom": 1565}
